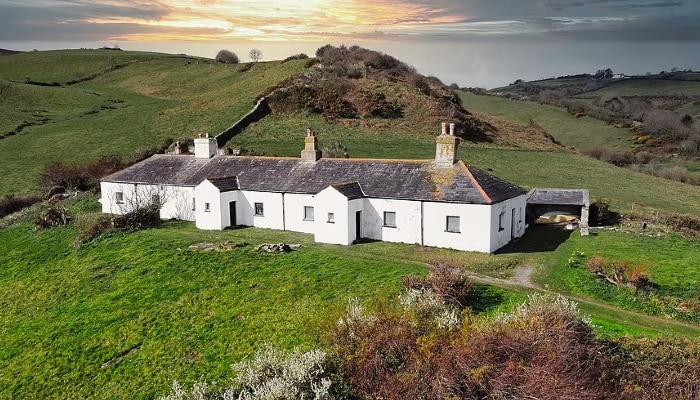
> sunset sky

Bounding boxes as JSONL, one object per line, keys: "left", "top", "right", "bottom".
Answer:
{"left": 1, "top": 0, "right": 699, "bottom": 87}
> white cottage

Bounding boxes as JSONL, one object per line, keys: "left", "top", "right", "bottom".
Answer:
{"left": 100, "top": 123, "right": 527, "bottom": 253}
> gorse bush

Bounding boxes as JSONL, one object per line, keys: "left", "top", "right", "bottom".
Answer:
{"left": 333, "top": 293, "right": 616, "bottom": 400}
{"left": 160, "top": 345, "right": 344, "bottom": 400}
{"left": 35, "top": 206, "right": 71, "bottom": 229}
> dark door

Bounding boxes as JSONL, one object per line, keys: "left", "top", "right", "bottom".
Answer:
{"left": 355, "top": 211, "right": 362, "bottom": 241}
{"left": 511, "top": 208, "right": 516, "bottom": 239}
{"left": 229, "top": 201, "right": 237, "bottom": 227}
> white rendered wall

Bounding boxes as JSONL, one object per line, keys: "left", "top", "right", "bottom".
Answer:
{"left": 489, "top": 195, "right": 527, "bottom": 253}
{"left": 194, "top": 180, "right": 223, "bottom": 229}
{"left": 314, "top": 187, "right": 350, "bottom": 245}
{"left": 101, "top": 182, "right": 195, "bottom": 221}
{"left": 238, "top": 191, "right": 284, "bottom": 230}
{"left": 284, "top": 193, "right": 317, "bottom": 234}
{"left": 363, "top": 198, "right": 422, "bottom": 245}
{"left": 423, "top": 202, "right": 493, "bottom": 253}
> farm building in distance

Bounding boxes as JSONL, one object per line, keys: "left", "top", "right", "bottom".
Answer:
{"left": 100, "top": 123, "right": 527, "bottom": 253}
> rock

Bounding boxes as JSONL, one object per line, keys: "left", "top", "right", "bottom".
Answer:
{"left": 256, "top": 243, "right": 301, "bottom": 253}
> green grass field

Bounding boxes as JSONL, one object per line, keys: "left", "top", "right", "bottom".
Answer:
{"left": 0, "top": 196, "right": 530, "bottom": 399}
{"left": 534, "top": 227, "right": 700, "bottom": 324}
{"left": 458, "top": 91, "right": 632, "bottom": 151}
{"left": 3, "top": 195, "right": 700, "bottom": 398}
{"left": 578, "top": 79, "right": 700, "bottom": 97}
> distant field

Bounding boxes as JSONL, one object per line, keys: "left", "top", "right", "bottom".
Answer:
{"left": 578, "top": 79, "right": 700, "bottom": 97}
{"left": 458, "top": 91, "right": 632, "bottom": 151}
{"left": 0, "top": 50, "right": 306, "bottom": 196}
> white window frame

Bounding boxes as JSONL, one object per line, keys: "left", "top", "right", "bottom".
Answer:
{"left": 204, "top": 202, "right": 211, "bottom": 212}
{"left": 327, "top": 212, "right": 335, "bottom": 223}
{"left": 499, "top": 212, "right": 505, "bottom": 231}
{"left": 192, "top": 198, "right": 196, "bottom": 211}
{"left": 383, "top": 211, "right": 397, "bottom": 228}
{"left": 115, "top": 191, "right": 124, "bottom": 204}
{"left": 303, "top": 206, "right": 314, "bottom": 221}
{"left": 254, "top": 202, "right": 264, "bottom": 216}
{"left": 446, "top": 215, "right": 460, "bottom": 233}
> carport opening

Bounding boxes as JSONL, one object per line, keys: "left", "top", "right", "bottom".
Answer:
{"left": 526, "top": 189, "right": 590, "bottom": 235}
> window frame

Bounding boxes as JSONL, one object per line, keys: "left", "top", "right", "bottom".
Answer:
{"left": 383, "top": 211, "right": 397, "bottom": 228}
{"left": 192, "top": 198, "right": 196, "bottom": 211}
{"left": 115, "top": 191, "right": 124, "bottom": 204}
{"left": 498, "top": 212, "right": 505, "bottom": 231}
{"left": 303, "top": 206, "right": 315, "bottom": 221}
{"left": 254, "top": 202, "right": 264, "bottom": 216}
{"left": 327, "top": 212, "right": 335, "bottom": 223}
{"left": 445, "top": 215, "right": 460, "bottom": 233}
{"left": 204, "top": 202, "right": 211, "bottom": 212}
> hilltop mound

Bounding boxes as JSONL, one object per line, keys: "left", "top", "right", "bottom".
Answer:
{"left": 264, "top": 45, "right": 492, "bottom": 143}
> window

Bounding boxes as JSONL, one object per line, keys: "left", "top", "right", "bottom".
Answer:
{"left": 446, "top": 216, "right": 460, "bottom": 233}
{"left": 204, "top": 203, "right": 211, "bottom": 212}
{"left": 254, "top": 202, "right": 264, "bottom": 216}
{"left": 115, "top": 192, "right": 124, "bottom": 204}
{"left": 499, "top": 212, "right": 505, "bottom": 231}
{"left": 383, "top": 211, "right": 396, "bottom": 227}
{"left": 192, "top": 198, "right": 196, "bottom": 211}
{"left": 304, "top": 206, "right": 314, "bottom": 221}
{"left": 327, "top": 213, "right": 335, "bottom": 223}
{"left": 151, "top": 194, "right": 160, "bottom": 206}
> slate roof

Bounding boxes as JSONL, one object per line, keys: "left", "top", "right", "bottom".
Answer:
{"left": 208, "top": 176, "right": 239, "bottom": 192}
{"left": 526, "top": 189, "right": 589, "bottom": 206}
{"left": 102, "top": 155, "right": 525, "bottom": 204}
{"left": 332, "top": 181, "right": 365, "bottom": 200}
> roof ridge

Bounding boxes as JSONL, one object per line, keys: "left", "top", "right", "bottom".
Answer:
{"left": 459, "top": 161, "right": 492, "bottom": 204}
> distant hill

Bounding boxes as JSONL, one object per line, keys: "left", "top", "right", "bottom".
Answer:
{"left": 0, "top": 48, "right": 22, "bottom": 56}
{"left": 464, "top": 70, "right": 700, "bottom": 186}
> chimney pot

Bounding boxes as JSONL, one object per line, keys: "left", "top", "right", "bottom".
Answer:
{"left": 449, "top": 123, "right": 455, "bottom": 136}
{"left": 441, "top": 122, "right": 448, "bottom": 135}
{"left": 205, "top": 132, "right": 210, "bottom": 138}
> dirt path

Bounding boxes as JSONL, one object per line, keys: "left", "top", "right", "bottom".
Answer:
{"left": 459, "top": 265, "right": 700, "bottom": 334}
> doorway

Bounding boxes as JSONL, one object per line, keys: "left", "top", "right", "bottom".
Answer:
{"left": 510, "top": 208, "right": 516, "bottom": 239}
{"left": 229, "top": 201, "right": 237, "bottom": 227}
{"left": 355, "top": 211, "right": 362, "bottom": 241}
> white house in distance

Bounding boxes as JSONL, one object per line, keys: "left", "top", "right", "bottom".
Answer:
{"left": 100, "top": 123, "right": 527, "bottom": 253}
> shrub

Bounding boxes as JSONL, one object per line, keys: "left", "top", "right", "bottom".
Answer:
{"left": 403, "top": 260, "right": 473, "bottom": 308}
{"left": 160, "top": 345, "right": 345, "bottom": 400}
{"left": 75, "top": 214, "right": 113, "bottom": 245}
{"left": 322, "top": 141, "right": 349, "bottom": 158}
{"left": 589, "top": 199, "right": 619, "bottom": 226}
{"left": 282, "top": 53, "right": 309, "bottom": 63}
{"left": 112, "top": 203, "right": 161, "bottom": 231}
{"left": 586, "top": 256, "right": 607, "bottom": 274}
{"left": 40, "top": 155, "right": 127, "bottom": 193}
{"left": 215, "top": 49, "right": 239, "bottom": 64}
{"left": 239, "top": 63, "right": 253, "bottom": 72}
{"left": 35, "top": 206, "right": 71, "bottom": 229}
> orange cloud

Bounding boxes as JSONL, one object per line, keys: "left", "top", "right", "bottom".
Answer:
{"left": 87, "top": 0, "right": 470, "bottom": 41}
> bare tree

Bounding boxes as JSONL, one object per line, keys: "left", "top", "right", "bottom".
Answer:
{"left": 215, "top": 49, "right": 239, "bottom": 64}
{"left": 249, "top": 48, "right": 263, "bottom": 62}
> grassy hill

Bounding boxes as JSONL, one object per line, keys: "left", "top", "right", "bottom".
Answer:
{"left": 458, "top": 91, "right": 632, "bottom": 151}
{"left": 0, "top": 49, "right": 307, "bottom": 196}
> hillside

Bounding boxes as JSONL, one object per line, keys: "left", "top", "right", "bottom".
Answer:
{"left": 0, "top": 49, "right": 308, "bottom": 195}
{"left": 479, "top": 72, "right": 700, "bottom": 183}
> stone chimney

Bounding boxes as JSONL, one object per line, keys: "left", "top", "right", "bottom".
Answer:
{"left": 301, "top": 128, "right": 322, "bottom": 162}
{"left": 194, "top": 132, "right": 218, "bottom": 159}
{"left": 435, "top": 122, "right": 459, "bottom": 167}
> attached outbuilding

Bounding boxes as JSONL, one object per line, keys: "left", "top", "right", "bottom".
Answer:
{"left": 100, "top": 124, "right": 528, "bottom": 253}
{"left": 526, "top": 188, "right": 590, "bottom": 235}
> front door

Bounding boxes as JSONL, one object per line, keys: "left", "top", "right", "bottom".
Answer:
{"left": 355, "top": 211, "right": 362, "bottom": 241}
{"left": 229, "top": 201, "right": 237, "bottom": 227}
